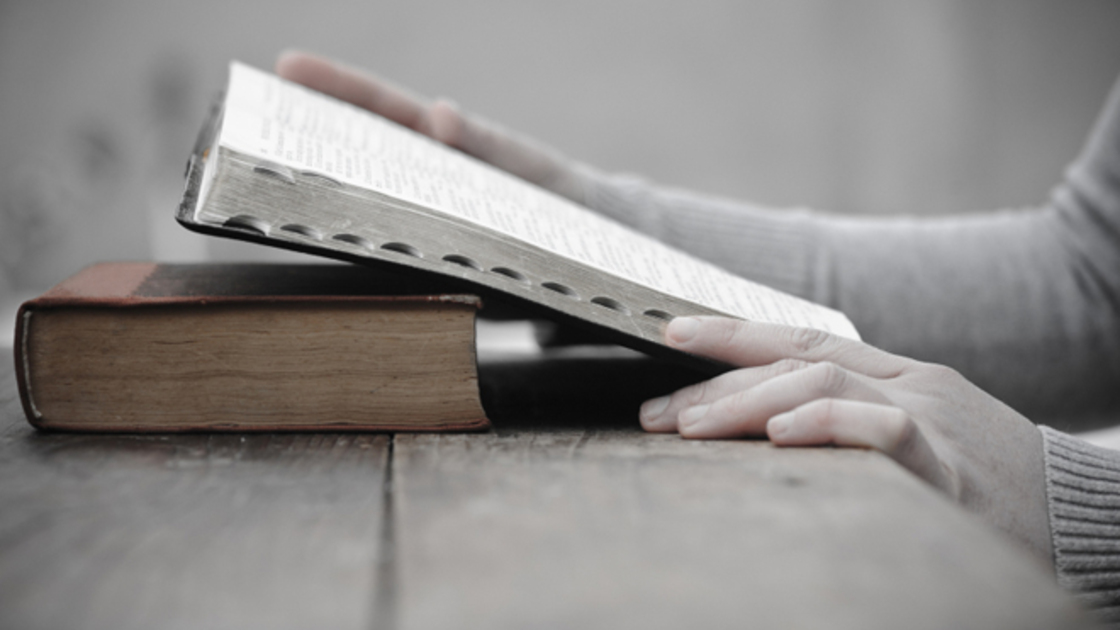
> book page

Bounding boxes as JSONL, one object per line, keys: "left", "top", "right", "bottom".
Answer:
{"left": 218, "top": 62, "right": 857, "bottom": 339}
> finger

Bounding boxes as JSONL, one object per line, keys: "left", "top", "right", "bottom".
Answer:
{"left": 275, "top": 50, "right": 431, "bottom": 133}
{"left": 275, "top": 51, "right": 586, "bottom": 202}
{"left": 639, "top": 359, "right": 812, "bottom": 432}
{"left": 767, "top": 399, "right": 954, "bottom": 494}
{"left": 665, "top": 316, "right": 909, "bottom": 378}
{"left": 676, "top": 362, "right": 890, "bottom": 438}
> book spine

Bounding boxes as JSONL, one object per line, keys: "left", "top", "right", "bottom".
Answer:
{"left": 14, "top": 305, "right": 42, "bottom": 426}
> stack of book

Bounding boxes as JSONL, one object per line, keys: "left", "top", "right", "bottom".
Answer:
{"left": 13, "top": 62, "right": 856, "bottom": 432}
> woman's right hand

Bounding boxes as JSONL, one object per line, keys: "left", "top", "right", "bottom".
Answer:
{"left": 275, "top": 50, "right": 589, "bottom": 204}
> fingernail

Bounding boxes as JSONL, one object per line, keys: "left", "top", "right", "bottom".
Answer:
{"left": 768, "top": 412, "right": 793, "bottom": 437}
{"left": 640, "top": 396, "right": 671, "bottom": 422}
{"left": 667, "top": 317, "right": 700, "bottom": 344}
{"left": 678, "top": 404, "right": 709, "bottom": 428}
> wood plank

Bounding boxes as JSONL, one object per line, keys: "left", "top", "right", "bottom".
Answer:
{"left": 1, "top": 347, "right": 1098, "bottom": 629}
{"left": 0, "top": 362, "right": 389, "bottom": 630}
{"left": 395, "top": 356, "right": 1094, "bottom": 630}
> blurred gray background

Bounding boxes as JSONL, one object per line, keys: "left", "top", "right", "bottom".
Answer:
{"left": 3, "top": 0, "right": 1120, "bottom": 314}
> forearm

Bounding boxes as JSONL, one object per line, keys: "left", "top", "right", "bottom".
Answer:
{"left": 582, "top": 171, "right": 1114, "bottom": 420}
{"left": 577, "top": 78, "right": 1120, "bottom": 424}
{"left": 816, "top": 206, "right": 1120, "bottom": 424}
{"left": 822, "top": 76, "right": 1120, "bottom": 423}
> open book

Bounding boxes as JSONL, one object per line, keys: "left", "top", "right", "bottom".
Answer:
{"left": 179, "top": 62, "right": 857, "bottom": 367}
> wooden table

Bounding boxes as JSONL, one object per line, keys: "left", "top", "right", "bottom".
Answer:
{"left": 0, "top": 355, "right": 1096, "bottom": 629}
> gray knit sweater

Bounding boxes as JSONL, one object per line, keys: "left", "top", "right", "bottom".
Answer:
{"left": 577, "top": 78, "right": 1120, "bottom": 618}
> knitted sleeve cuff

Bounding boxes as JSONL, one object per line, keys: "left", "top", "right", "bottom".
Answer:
{"left": 1040, "top": 425, "right": 1120, "bottom": 620}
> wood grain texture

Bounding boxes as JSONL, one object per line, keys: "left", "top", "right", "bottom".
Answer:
{"left": 0, "top": 353, "right": 1098, "bottom": 629}
{"left": 396, "top": 355, "right": 1094, "bottom": 630}
{"left": 393, "top": 430, "right": 1092, "bottom": 630}
{"left": 0, "top": 362, "right": 389, "bottom": 630}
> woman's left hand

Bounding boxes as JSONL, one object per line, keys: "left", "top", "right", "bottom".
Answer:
{"left": 640, "top": 316, "right": 1053, "bottom": 566}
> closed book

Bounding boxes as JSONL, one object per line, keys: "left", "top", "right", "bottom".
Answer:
{"left": 14, "top": 262, "right": 488, "bottom": 432}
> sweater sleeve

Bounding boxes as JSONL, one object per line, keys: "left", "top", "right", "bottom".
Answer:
{"left": 577, "top": 78, "right": 1120, "bottom": 428}
{"left": 1041, "top": 426, "right": 1120, "bottom": 623}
